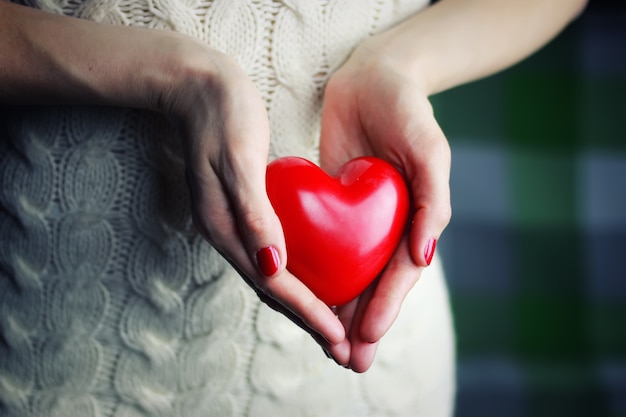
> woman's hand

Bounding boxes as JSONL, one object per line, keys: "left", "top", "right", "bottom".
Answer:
{"left": 0, "top": 1, "right": 347, "bottom": 350}
{"left": 319, "top": 43, "right": 452, "bottom": 372}
{"left": 155, "top": 40, "right": 348, "bottom": 348}
{"left": 318, "top": 0, "right": 587, "bottom": 372}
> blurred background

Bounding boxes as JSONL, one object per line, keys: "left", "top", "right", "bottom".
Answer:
{"left": 431, "top": 1, "right": 626, "bottom": 416}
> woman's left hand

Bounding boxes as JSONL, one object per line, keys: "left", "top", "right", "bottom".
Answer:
{"left": 319, "top": 42, "right": 452, "bottom": 372}
{"left": 317, "top": 0, "right": 589, "bottom": 372}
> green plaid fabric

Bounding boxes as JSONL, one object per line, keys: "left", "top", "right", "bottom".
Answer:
{"left": 431, "top": 2, "right": 626, "bottom": 417}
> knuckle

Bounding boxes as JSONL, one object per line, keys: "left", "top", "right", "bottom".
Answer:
{"left": 438, "top": 204, "right": 452, "bottom": 227}
{"left": 239, "top": 209, "right": 269, "bottom": 238}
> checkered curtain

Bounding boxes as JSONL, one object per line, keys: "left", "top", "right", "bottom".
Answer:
{"left": 432, "top": 1, "right": 626, "bottom": 416}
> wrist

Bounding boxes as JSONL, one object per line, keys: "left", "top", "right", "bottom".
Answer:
{"left": 147, "top": 36, "right": 253, "bottom": 132}
{"left": 349, "top": 26, "right": 438, "bottom": 97}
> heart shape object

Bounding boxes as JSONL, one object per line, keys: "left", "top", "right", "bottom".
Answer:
{"left": 266, "top": 156, "right": 410, "bottom": 306}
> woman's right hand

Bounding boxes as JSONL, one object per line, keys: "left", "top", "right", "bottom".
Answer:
{"left": 0, "top": 1, "right": 347, "bottom": 354}
{"left": 154, "top": 39, "right": 348, "bottom": 351}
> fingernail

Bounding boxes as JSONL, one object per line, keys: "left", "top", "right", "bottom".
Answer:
{"left": 256, "top": 246, "right": 280, "bottom": 277}
{"left": 424, "top": 238, "right": 437, "bottom": 266}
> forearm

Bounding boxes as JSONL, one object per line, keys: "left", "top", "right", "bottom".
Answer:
{"left": 363, "top": 0, "right": 587, "bottom": 95}
{"left": 0, "top": 1, "right": 210, "bottom": 109}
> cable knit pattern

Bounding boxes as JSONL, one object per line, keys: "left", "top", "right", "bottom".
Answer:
{"left": 0, "top": 1, "right": 456, "bottom": 416}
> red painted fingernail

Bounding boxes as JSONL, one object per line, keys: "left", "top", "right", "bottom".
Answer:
{"left": 424, "top": 238, "right": 437, "bottom": 266}
{"left": 256, "top": 246, "right": 280, "bottom": 277}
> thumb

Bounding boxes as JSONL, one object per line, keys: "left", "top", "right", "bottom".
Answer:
{"left": 407, "top": 126, "right": 452, "bottom": 267}
{"left": 225, "top": 154, "right": 287, "bottom": 279}
{"left": 238, "top": 191, "right": 287, "bottom": 279}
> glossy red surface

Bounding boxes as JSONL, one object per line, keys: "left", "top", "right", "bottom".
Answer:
{"left": 266, "top": 156, "right": 410, "bottom": 306}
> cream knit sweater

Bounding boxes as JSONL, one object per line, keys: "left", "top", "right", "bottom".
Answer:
{"left": 0, "top": 1, "right": 455, "bottom": 416}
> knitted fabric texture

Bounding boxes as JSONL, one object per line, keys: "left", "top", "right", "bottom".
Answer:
{"left": 0, "top": 1, "right": 455, "bottom": 416}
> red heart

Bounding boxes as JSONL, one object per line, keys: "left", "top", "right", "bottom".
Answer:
{"left": 266, "top": 156, "right": 410, "bottom": 306}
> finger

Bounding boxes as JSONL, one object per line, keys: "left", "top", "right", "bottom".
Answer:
{"left": 258, "top": 284, "right": 348, "bottom": 348}
{"left": 349, "top": 338, "right": 379, "bottom": 374}
{"left": 178, "top": 75, "right": 284, "bottom": 277}
{"left": 321, "top": 291, "right": 386, "bottom": 370}
{"left": 210, "top": 94, "right": 288, "bottom": 278}
{"left": 193, "top": 76, "right": 286, "bottom": 278}
{"left": 258, "top": 270, "right": 347, "bottom": 345}
{"left": 322, "top": 297, "right": 360, "bottom": 367}
{"left": 224, "top": 153, "right": 287, "bottom": 278}
{"left": 405, "top": 118, "right": 452, "bottom": 267}
{"left": 319, "top": 336, "right": 351, "bottom": 368}
{"left": 345, "top": 284, "right": 380, "bottom": 373}
{"left": 322, "top": 285, "right": 380, "bottom": 372}
{"left": 188, "top": 169, "right": 346, "bottom": 346}
{"left": 358, "top": 235, "right": 423, "bottom": 343}
{"left": 216, "top": 146, "right": 349, "bottom": 344}
{"left": 185, "top": 127, "right": 346, "bottom": 346}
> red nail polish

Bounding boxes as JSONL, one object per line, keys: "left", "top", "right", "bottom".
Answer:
{"left": 424, "top": 238, "right": 437, "bottom": 266}
{"left": 256, "top": 246, "right": 280, "bottom": 277}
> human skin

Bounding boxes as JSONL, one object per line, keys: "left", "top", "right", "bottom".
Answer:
{"left": 319, "top": 0, "right": 587, "bottom": 372}
{"left": 0, "top": 0, "right": 587, "bottom": 372}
